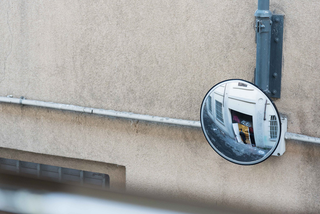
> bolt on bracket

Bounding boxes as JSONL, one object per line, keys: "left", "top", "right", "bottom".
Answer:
{"left": 269, "top": 15, "right": 284, "bottom": 98}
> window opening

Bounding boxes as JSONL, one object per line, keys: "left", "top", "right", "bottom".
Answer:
{"left": 270, "top": 115, "right": 278, "bottom": 139}
{"left": 230, "top": 109, "right": 255, "bottom": 147}
{"left": 0, "top": 158, "right": 109, "bottom": 188}
{"left": 215, "top": 100, "right": 224, "bottom": 123}
{"left": 208, "top": 96, "right": 212, "bottom": 112}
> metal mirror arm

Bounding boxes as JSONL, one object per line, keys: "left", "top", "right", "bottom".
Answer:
{"left": 285, "top": 132, "right": 320, "bottom": 144}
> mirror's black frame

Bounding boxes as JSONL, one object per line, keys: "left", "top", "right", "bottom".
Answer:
{"left": 200, "top": 79, "right": 282, "bottom": 165}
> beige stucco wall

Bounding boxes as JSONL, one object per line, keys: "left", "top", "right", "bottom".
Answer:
{"left": 0, "top": 0, "right": 320, "bottom": 213}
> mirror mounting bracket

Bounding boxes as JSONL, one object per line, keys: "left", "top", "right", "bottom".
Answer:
{"left": 254, "top": 0, "right": 284, "bottom": 99}
{"left": 268, "top": 15, "right": 284, "bottom": 99}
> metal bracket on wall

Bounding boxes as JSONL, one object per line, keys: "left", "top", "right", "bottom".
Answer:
{"left": 254, "top": 15, "right": 284, "bottom": 99}
{"left": 269, "top": 15, "right": 284, "bottom": 98}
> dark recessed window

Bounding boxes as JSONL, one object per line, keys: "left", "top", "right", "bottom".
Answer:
{"left": 0, "top": 158, "right": 109, "bottom": 188}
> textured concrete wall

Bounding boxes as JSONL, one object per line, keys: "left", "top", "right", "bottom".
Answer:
{"left": 0, "top": 0, "right": 320, "bottom": 213}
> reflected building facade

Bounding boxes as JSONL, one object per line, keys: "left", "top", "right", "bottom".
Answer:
{"left": 205, "top": 81, "right": 279, "bottom": 150}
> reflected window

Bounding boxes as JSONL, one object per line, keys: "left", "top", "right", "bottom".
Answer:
{"left": 208, "top": 96, "right": 212, "bottom": 112}
{"left": 270, "top": 115, "right": 278, "bottom": 139}
{"left": 215, "top": 100, "right": 224, "bottom": 123}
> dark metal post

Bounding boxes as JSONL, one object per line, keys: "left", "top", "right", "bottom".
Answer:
{"left": 255, "top": 0, "right": 272, "bottom": 94}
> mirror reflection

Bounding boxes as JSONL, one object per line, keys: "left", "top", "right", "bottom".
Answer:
{"left": 200, "top": 79, "right": 281, "bottom": 165}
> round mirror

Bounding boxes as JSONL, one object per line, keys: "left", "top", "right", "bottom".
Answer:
{"left": 200, "top": 79, "right": 281, "bottom": 165}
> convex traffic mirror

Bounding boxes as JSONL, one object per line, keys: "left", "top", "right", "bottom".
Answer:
{"left": 200, "top": 79, "right": 281, "bottom": 165}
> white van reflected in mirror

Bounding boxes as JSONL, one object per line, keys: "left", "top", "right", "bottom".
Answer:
{"left": 200, "top": 79, "right": 281, "bottom": 165}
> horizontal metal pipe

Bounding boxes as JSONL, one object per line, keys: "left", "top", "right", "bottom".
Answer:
{"left": 285, "top": 132, "right": 320, "bottom": 144}
{"left": 1, "top": 96, "right": 320, "bottom": 144}
{"left": 0, "top": 96, "right": 201, "bottom": 128}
